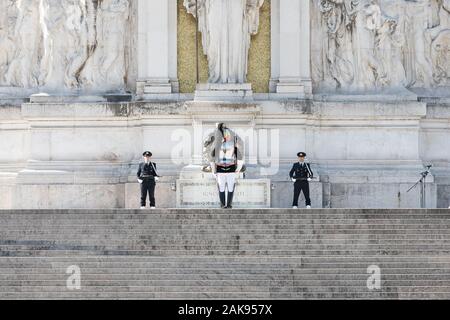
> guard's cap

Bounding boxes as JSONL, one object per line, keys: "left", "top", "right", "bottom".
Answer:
{"left": 143, "top": 151, "right": 152, "bottom": 157}
{"left": 297, "top": 152, "right": 307, "bottom": 158}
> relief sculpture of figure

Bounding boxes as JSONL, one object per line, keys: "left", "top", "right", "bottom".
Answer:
{"left": 428, "top": 0, "right": 450, "bottom": 85}
{"left": 363, "top": 0, "right": 407, "bottom": 88}
{"left": 374, "top": 15, "right": 407, "bottom": 88}
{"left": 319, "top": 0, "right": 355, "bottom": 89}
{"left": 5, "top": 0, "right": 41, "bottom": 89}
{"left": 0, "top": 1, "right": 17, "bottom": 85}
{"left": 39, "top": 0, "right": 89, "bottom": 92}
{"left": 403, "top": 0, "right": 437, "bottom": 87}
{"left": 80, "top": 0, "right": 130, "bottom": 92}
{"left": 184, "top": 0, "right": 264, "bottom": 84}
{"left": 318, "top": 0, "right": 410, "bottom": 91}
{"left": 346, "top": 0, "right": 384, "bottom": 90}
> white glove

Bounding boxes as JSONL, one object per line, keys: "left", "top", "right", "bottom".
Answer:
{"left": 307, "top": 178, "right": 312, "bottom": 182}
{"left": 138, "top": 179, "right": 143, "bottom": 184}
{"left": 236, "top": 160, "right": 244, "bottom": 173}
{"left": 155, "top": 177, "right": 160, "bottom": 182}
{"left": 292, "top": 178, "right": 296, "bottom": 182}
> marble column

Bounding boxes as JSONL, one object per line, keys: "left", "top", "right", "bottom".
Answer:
{"left": 270, "top": 0, "right": 312, "bottom": 99}
{"left": 136, "top": 0, "right": 179, "bottom": 99}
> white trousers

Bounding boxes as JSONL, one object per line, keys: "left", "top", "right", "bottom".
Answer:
{"left": 216, "top": 173, "right": 236, "bottom": 193}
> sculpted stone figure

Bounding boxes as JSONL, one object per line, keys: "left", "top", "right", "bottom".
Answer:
{"left": 428, "top": 0, "right": 450, "bottom": 85}
{"left": 402, "top": 0, "right": 437, "bottom": 87}
{"left": 349, "top": 0, "right": 385, "bottom": 90}
{"left": 39, "top": 0, "right": 89, "bottom": 92}
{"left": 319, "top": 0, "right": 355, "bottom": 89}
{"left": 0, "top": 1, "right": 17, "bottom": 85}
{"left": 80, "top": 0, "right": 130, "bottom": 92}
{"left": 374, "top": 14, "right": 407, "bottom": 88}
{"left": 184, "top": 0, "right": 264, "bottom": 84}
{"left": 5, "top": 0, "right": 41, "bottom": 88}
{"left": 315, "top": 0, "right": 443, "bottom": 91}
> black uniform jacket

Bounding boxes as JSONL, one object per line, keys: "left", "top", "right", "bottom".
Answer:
{"left": 289, "top": 162, "right": 313, "bottom": 181}
{"left": 137, "top": 162, "right": 159, "bottom": 179}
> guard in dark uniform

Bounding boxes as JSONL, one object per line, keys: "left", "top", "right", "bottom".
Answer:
{"left": 137, "top": 151, "right": 160, "bottom": 209}
{"left": 289, "top": 152, "right": 313, "bottom": 209}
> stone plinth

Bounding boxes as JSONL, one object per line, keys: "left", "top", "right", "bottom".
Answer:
{"left": 271, "top": 179, "right": 323, "bottom": 208}
{"left": 29, "top": 93, "right": 132, "bottom": 103}
{"left": 194, "top": 83, "right": 254, "bottom": 102}
{"left": 176, "top": 165, "right": 270, "bottom": 208}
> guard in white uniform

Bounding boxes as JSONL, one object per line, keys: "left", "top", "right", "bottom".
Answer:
{"left": 206, "top": 123, "right": 244, "bottom": 209}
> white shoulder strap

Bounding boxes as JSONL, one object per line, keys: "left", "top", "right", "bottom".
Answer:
{"left": 150, "top": 162, "right": 158, "bottom": 176}
{"left": 305, "top": 162, "right": 313, "bottom": 176}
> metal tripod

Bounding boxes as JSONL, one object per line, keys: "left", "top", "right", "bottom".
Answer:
{"left": 407, "top": 165, "right": 432, "bottom": 209}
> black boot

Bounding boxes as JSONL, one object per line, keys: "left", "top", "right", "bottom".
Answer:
{"left": 226, "top": 191, "right": 234, "bottom": 209}
{"left": 219, "top": 192, "right": 226, "bottom": 208}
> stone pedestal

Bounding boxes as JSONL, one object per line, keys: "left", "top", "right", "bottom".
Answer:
{"left": 176, "top": 165, "right": 270, "bottom": 208}
{"left": 271, "top": 179, "right": 323, "bottom": 209}
{"left": 136, "top": 0, "right": 179, "bottom": 99}
{"left": 270, "top": 0, "right": 312, "bottom": 99}
{"left": 29, "top": 93, "right": 133, "bottom": 103}
{"left": 194, "top": 84, "right": 254, "bottom": 102}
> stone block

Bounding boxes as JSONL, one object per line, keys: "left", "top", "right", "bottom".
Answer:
{"left": 176, "top": 178, "right": 271, "bottom": 208}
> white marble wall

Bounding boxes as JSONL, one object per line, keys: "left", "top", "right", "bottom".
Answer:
{"left": 0, "top": 100, "right": 447, "bottom": 209}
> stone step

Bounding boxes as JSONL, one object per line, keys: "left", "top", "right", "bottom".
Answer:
{"left": 0, "top": 291, "right": 414, "bottom": 300}
{"left": 2, "top": 222, "right": 450, "bottom": 232}
{"left": 3, "top": 239, "right": 450, "bottom": 247}
{"left": 2, "top": 279, "right": 450, "bottom": 287}
{"left": 5, "top": 214, "right": 440, "bottom": 220}
{"left": 2, "top": 217, "right": 450, "bottom": 223}
{"left": 3, "top": 231, "right": 450, "bottom": 238}
{"left": 2, "top": 273, "right": 450, "bottom": 281}
{"left": 2, "top": 224, "right": 450, "bottom": 230}
{"left": 1, "top": 209, "right": 448, "bottom": 214}
{"left": 0, "top": 262, "right": 303, "bottom": 269}
{"left": 2, "top": 285, "right": 450, "bottom": 294}
{"left": 2, "top": 241, "right": 450, "bottom": 248}
{"left": 3, "top": 268, "right": 450, "bottom": 277}
{"left": 0, "top": 256, "right": 304, "bottom": 262}
{"left": 5, "top": 229, "right": 450, "bottom": 235}
{"left": 9, "top": 215, "right": 418, "bottom": 220}
{"left": 3, "top": 233, "right": 450, "bottom": 240}
{"left": 3, "top": 218, "right": 450, "bottom": 224}
{"left": 4, "top": 250, "right": 450, "bottom": 257}
{"left": 2, "top": 241, "right": 450, "bottom": 250}
{"left": 2, "top": 255, "right": 450, "bottom": 262}
{"left": 3, "top": 256, "right": 450, "bottom": 264}
{"left": 3, "top": 244, "right": 450, "bottom": 252}
{"left": 3, "top": 217, "right": 450, "bottom": 226}
{"left": 5, "top": 265, "right": 450, "bottom": 274}
{"left": 2, "top": 219, "right": 450, "bottom": 225}
{"left": 3, "top": 260, "right": 450, "bottom": 268}
{"left": 1, "top": 209, "right": 449, "bottom": 299}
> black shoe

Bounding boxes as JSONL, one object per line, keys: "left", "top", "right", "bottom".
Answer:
{"left": 226, "top": 191, "right": 234, "bottom": 209}
{"left": 219, "top": 192, "right": 226, "bottom": 208}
